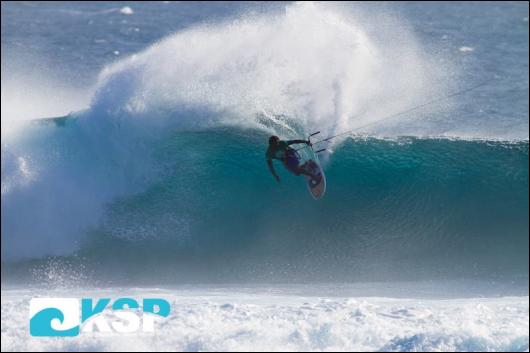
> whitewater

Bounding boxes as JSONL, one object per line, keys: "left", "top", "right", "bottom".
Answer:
{"left": 1, "top": 2, "right": 528, "bottom": 352}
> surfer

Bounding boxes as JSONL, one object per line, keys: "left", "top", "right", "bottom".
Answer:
{"left": 266, "top": 135, "right": 317, "bottom": 183}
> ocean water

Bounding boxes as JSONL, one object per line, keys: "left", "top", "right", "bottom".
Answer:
{"left": 1, "top": 1, "right": 529, "bottom": 351}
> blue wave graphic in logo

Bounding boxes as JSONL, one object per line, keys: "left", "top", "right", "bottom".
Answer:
{"left": 30, "top": 308, "right": 80, "bottom": 337}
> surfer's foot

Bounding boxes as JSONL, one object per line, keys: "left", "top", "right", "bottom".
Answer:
{"left": 309, "top": 174, "right": 321, "bottom": 188}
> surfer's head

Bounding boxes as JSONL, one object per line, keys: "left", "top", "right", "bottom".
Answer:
{"left": 269, "top": 135, "right": 280, "bottom": 147}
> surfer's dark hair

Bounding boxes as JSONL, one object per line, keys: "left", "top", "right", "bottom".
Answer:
{"left": 269, "top": 135, "right": 279, "bottom": 145}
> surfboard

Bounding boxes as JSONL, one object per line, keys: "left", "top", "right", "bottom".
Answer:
{"left": 303, "top": 156, "right": 326, "bottom": 200}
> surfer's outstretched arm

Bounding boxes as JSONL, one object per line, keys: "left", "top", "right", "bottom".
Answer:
{"left": 267, "top": 160, "right": 280, "bottom": 183}
{"left": 287, "top": 139, "right": 311, "bottom": 146}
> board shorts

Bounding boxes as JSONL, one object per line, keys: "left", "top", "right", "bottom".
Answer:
{"left": 283, "top": 149, "right": 301, "bottom": 175}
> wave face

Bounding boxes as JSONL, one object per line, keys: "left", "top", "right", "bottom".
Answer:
{"left": 2, "top": 121, "right": 528, "bottom": 284}
{"left": 95, "top": 135, "right": 529, "bottom": 284}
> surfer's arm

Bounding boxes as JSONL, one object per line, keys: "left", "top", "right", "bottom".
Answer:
{"left": 267, "top": 159, "right": 280, "bottom": 183}
{"left": 287, "top": 139, "right": 311, "bottom": 146}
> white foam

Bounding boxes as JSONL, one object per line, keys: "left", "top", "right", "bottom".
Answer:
{"left": 459, "top": 46, "right": 475, "bottom": 53}
{"left": 120, "top": 6, "right": 134, "bottom": 15}
{"left": 1, "top": 287, "right": 528, "bottom": 352}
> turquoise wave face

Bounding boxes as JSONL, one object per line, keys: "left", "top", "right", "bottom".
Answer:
{"left": 103, "top": 133, "right": 529, "bottom": 282}
{"left": 6, "top": 126, "right": 528, "bottom": 285}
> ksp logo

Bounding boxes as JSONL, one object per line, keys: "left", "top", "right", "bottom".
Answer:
{"left": 29, "top": 298, "right": 170, "bottom": 337}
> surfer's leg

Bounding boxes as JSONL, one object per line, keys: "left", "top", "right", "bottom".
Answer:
{"left": 285, "top": 152, "right": 318, "bottom": 179}
{"left": 284, "top": 153, "right": 301, "bottom": 175}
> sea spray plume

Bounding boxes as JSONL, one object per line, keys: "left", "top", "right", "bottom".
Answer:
{"left": 94, "top": 2, "right": 447, "bottom": 138}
